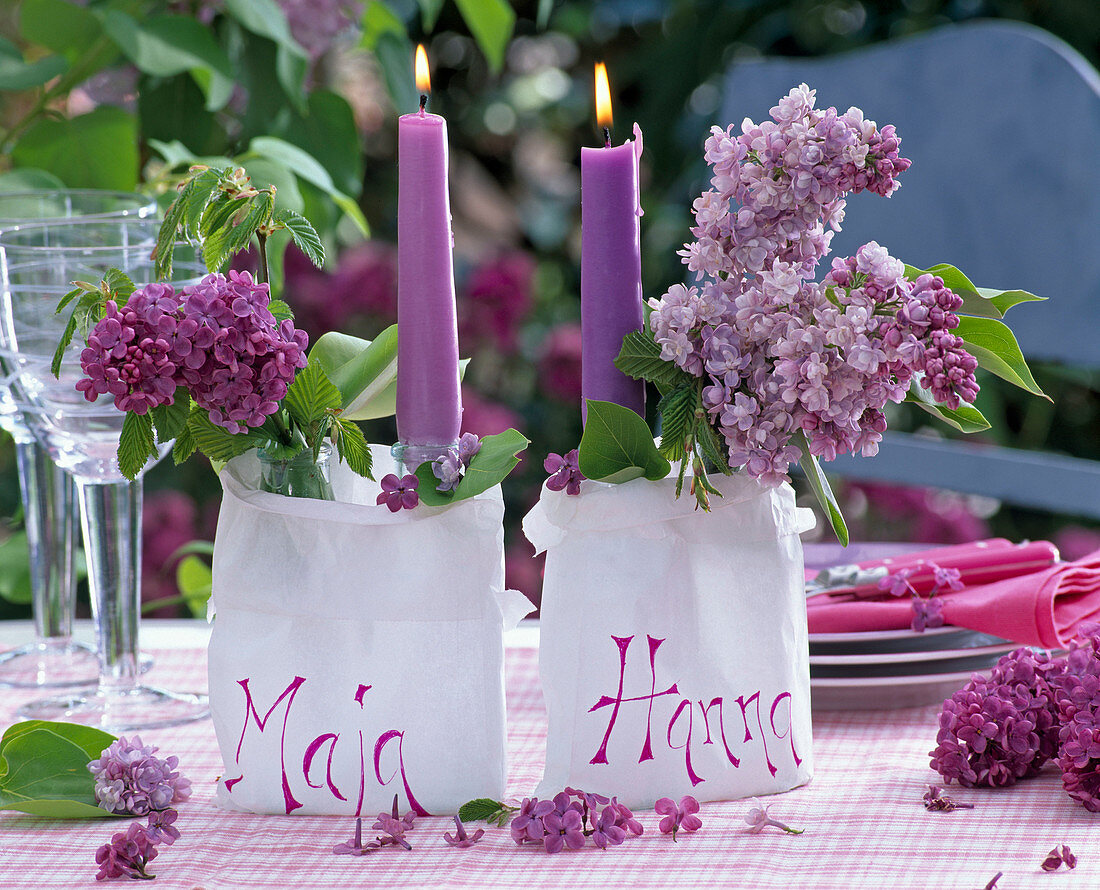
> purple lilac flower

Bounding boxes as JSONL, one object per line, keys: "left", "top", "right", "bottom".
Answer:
{"left": 94, "top": 822, "right": 159, "bottom": 881}
{"left": 1041, "top": 845, "right": 1078, "bottom": 871}
{"left": 878, "top": 567, "right": 917, "bottom": 597}
{"left": 928, "top": 562, "right": 964, "bottom": 592}
{"left": 376, "top": 474, "right": 419, "bottom": 512}
{"left": 145, "top": 808, "right": 180, "bottom": 845}
{"left": 655, "top": 795, "right": 702, "bottom": 840}
{"left": 1052, "top": 625, "right": 1100, "bottom": 811}
{"left": 646, "top": 87, "right": 978, "bottom": 487}
{"left": 371, "top": 814, "right": 412, "bottom": 850}
{"left": 542, "top": 808, "right": 586, "bottom": 854}
{"left": 432, "top": 454, "right": 463, "bottom": 492}
{"left": 910, "top": 595, "right": 945, "bottom": 633}
{"left": 333, "top": 817, "right": 376, "bottom": 856}
{"left": 510, "top": 797, "right": 555, "bottom": 845}
{"left": 545, "top": 450, "right": 584, "bottom": 496}
{"left": 77, "top": 272, "right": 308, "bottom": 435}
{"left": 922, "top": 785, "right": 974, "bottom": 812}
{"left": 444, "top": 815, "right": 484, "bottom": 848}
{"left": 87, "top": 736, "right": 191, "bottom": 816}
{"left": 744, "top": 799, "right": 804, "bottom": 834}
{"left": 591, "top": 806, "right": 627, "bottom": 849}
{"left": 930, "top": 648, "right": 1065, "bottom": 788}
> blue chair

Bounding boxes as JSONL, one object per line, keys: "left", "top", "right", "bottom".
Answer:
{"left": 720, "top": 21, "right": 1100, "bottom": 519}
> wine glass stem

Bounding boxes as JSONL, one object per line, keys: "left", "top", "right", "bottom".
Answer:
{"left": 15, "top": 441, "right": 77, "bottom": 641}
{"left": 78, "top": 478, "right": 142, "bottom": 691}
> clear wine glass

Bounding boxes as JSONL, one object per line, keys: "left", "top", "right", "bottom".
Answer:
{"left": 0, "top": 217, "right": 209, "bottom": 730}
{"left": 0, "top": 190, "right": 157, "bottom": 688}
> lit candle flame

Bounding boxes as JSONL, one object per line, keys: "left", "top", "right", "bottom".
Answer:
{"left": 415, "top": 44, "right": 431, "bottom": 96}
{"left": 595, "top": 62, "right": 613, "bottom": 134}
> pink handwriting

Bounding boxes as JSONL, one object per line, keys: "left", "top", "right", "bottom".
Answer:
{"left": 588, "top": 634, "right": 804, "bottom": 785}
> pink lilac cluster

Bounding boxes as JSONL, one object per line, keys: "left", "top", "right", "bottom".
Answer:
{"left": 656, "top": 795, "right": 702, "bottom": 839}
{"left": 1052, "top": 625, "right": 1100, "bottom": 811}
{"left": 94, "top": 810, "right": 180, "bottom": 881}
{"left": 648, "top": 85, "right": 979, "bottom": 486}
{"left": 510, "top": 789, "right": 643, "bottom": 853}
{"left": 77, "top": 271, "right": 308, "bottom": 435}
{"left": 929, "top": 648, "right": 1065, "bottom": 788}
{"left": 87, "top": 736, "right": 192, "bottom": 816}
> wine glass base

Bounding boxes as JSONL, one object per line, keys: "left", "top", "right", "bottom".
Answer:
{"left": 17, "top": 684, "right": 209, "bottom": 732}
{"left": 0, "top": 640, "right": 154, "bottom": 689}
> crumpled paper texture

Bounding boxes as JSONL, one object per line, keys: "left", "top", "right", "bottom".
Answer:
{"left": 524, "top": 471, "right": 816, "bottom": 808}
{"left": 208, "top": 446, "right": 532, "bottom": 816}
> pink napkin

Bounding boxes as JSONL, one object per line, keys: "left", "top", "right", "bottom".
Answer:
{"left": 807, "top": 550, "right": 1100, "bottom": 647}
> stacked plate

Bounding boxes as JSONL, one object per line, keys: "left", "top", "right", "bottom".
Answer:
{"left": 809, "top": 626, "right": 1017, "bottom": 711}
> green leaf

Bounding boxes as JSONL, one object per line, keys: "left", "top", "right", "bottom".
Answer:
{"left": 244, "top": 157, "right": 304, "bottom": 213}
{"left": 0, "top": 722, "right": 116, "bottom": 818}
{"left": 454, "top": 0, "right": 515, "bottom": 74}
{"left": 118, "top": 412, "right": 156, "bottom": 481}
{"left": 578, "top": 399, "right": 671, "bottom": 483}
{"left": 974, "top": 286, "right": 1047, "bottom": 316}
{"left": 458, "top": 798, "right": 507, "bottom": 823}
{"left": 245, "top": 136, "right": 368, "bottom": 235}
{"left": 51, "top": 295, "right": 83, "bottom": 378}
{"left": 362, "top": 1, "right": 408, "bottom": 50}
{"left": 0, "top": 169, "right": 67, "bottom": 191}
{"left": 415, "top": 429, "right": 530, "bottom": 507}
{"left": 100, "top": 12, "right": 235, "bottom": 112}
{"left": 274, "top": 208, "right": 324, "bottom": 268}
{"left": 954, "top": 315, "right": 1049, "bottom": 399}
{"left": 186, "top": 410, "right": 264, "bottom": 462}
{"left": 172, "top": 414, "right": 197, "bottom": 464}
{"left": 373, "top": 32, "right": 418, "bottom": 122}
{"left": 696, "top": 415, "right": 733, "bottom": 475}
{"left": 0, "top": 532, "right": 31, "bottom": 605}
{"left": 11, "top": 107, "right": 138, "bottom": 191}
{"left": 615, "top": 331, "right": 696, "bottom": 392}
{"left": 284, "top": 361, "right": 342, "bottom": 430}
{"left": 310, "top": 327, "right": 398, "bottom": 418}
{"left": 269, "top": 299, "right": 294, "bottom": 321}
{"left": 223, "top": 0, "right": 307, "bottom": 61}
{"left": 175, "top": 554, "right": 212, "bottom": 617}
{"left": 20, "top": 0, "right": 113, "bottom": 66}
{"left": 212, "top": 190, "right": 276, "bottom": 272}
{"left": 904, "top": 380, "right": 991, "bottom": 434}
{"left": 331, "top": 417, "right": 372, "bottom": 478}
{"left": 0, "top": 38, "right": 67, "bottom": 90}
{"left": 791, "top": 430, "right": 848, "bottom": 547}
{"left": 655, "top": 384, "right": 695, "bottom": 461}
{"left": 150, "top": 390, "right": 192, "bottom": 444}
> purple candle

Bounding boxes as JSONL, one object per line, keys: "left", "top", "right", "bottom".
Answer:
{"left": 396, "top": 45, "right": 462, "bottom": 452}
{"left": 580, "top": 62, "right": 645, "bottom": 421}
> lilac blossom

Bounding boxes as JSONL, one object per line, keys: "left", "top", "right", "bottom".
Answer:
{"left": 77, "top": 271, "right": 308, "bottom": 435}
{"left": 922, "top": 785, "right": 973, "bottom": 812}
{"left": 376, "top": 474, "right": 419, "bottom": 512}
{"left": 930, "top": 563, "right": 964, "bottom": 591}
{"left": 1041, "top": 845, "right": 1078, "bottom": 871}
{"left": 655, "top": 796, "right": 702, "bottom": 840}
{"left": 145, "top": 808, "right": 180, "bottom": 846}
{"left": 87, "top": 736, "right": 191, "bottom": 816}
{"left": 1052, "top": 625, "right": 1100, "bottom": 811}
{"left": 744, "top": 799, "right": 804, "bottom": 834}
{"left": 506, "top": 789, "right": 642, "bottom": 853}
{"left": 444, "top": 816, "right": 484, "bottom": 848}
{"left": 878, "top": 567, "right": 917, "bottom": 597}
{"left": 542, "top": 808, "right": 586, "bottom": 854}
{"left": 332, "top": 818, "right": 376, "bottom": 856}
{"left": 930, "top": 648, "right": 1065, "bottom": 788}
{"left": 94, "top": 822, "right": 159, "bottom": 881}
{"left": 545, "top": 450, "right": 584, "bottom": 496}
{"left": 910, "top": 595, "right": 945, "bottom": 633}
{"left": 432, "top": 433, "right": 482, "bottom": 492}
{"left": 646, "top": 86, "right": 980, "bottom": 487}
{"left": 510, "top": 797, "right": 555, "bottom": 845}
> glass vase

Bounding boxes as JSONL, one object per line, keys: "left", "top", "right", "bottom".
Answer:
{"left": 258, "top": 444, "right": 336, "bottom": 501}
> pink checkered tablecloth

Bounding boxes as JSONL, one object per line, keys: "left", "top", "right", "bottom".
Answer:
{"left": 0, "top": 638, "right": 1094, "bottom": 890}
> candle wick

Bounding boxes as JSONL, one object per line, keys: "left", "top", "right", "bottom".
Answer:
{"left": 419, "top": 94, "right": 428, "bottom": 114}
{"left": 603, "top": 126, "right": 612, "bottom": 147}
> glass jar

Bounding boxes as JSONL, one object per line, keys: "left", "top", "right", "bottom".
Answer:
{"left": 258, "top": 444, "right": 335, "bottom": 501}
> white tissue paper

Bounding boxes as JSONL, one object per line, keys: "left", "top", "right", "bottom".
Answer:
{"left": 208, "top": 445, "right": 533, "bottom": 816}
{"left": 524, "top": 471, "right": 816, "bottom": 809}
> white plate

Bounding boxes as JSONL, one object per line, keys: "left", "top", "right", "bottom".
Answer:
{"left": 809, "top": 641, "right": 1016, "bottom": 666}
{"left": 810, "top": 669, "right": 983, "bottom": 710}
{"left": 809, "top": 627, "right": 1007, "bottom": 656}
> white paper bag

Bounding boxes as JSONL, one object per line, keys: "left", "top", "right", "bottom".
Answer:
{"left": 208, "top": 445, "right": 533, "bottom": 816}
{"left": 524, "top": 472, "right": 816, "bottom": 809}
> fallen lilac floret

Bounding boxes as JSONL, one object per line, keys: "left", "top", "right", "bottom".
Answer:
{"left": 922, "top": 784, "right": 974, "bottom": 812}
{"left": 744, "top": 799, "right": 803, "bottom": 835}
{"left": 1041, "top": 844, "right": 1077, "bottom": 871}
{"left": 444, "top": 815, "right": 485, "bottom": 848}
{"left": 656, "top": 795, "right": 702, "bottom": 840}
{"left": 94, "top": 822, "right": 159, "bottom": 881}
